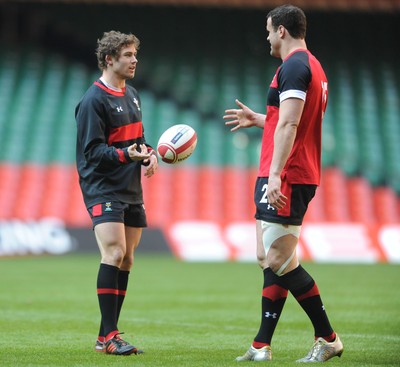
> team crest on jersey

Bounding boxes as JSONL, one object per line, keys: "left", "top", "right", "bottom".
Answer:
{"left": 105, "top": 202, "right": 112, "bottom": 212}
{"left": 133, "top": 98, "right": 140, "bottom": 111}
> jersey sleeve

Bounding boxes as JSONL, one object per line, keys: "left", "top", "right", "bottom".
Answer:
{"left": 75, "top": 94, "right": 133, "bottom": 169}
{"left": 277, "top": 55, "right": 311, "bottom": 103}
{"left": 141, "top": 130, "right": 157, "bottom": 166}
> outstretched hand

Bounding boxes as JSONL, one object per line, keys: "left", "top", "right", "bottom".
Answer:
{"left": 223, "top": 99, "right": 257, "bottom": 132}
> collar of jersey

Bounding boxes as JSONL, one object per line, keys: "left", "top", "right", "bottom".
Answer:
{"left": 94, "top": 80, "right": 126, "bottom": 96}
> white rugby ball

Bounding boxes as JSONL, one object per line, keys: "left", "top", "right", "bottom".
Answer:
{"left": 157, "top": 124, "right": 197, "bottom": 164}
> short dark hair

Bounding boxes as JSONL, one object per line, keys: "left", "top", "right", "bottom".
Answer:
{"left": 96, "top": 30, "right": 140, "bottom": 70}
{"left": 267, "top": 4, "right": 307, "bottom": 39}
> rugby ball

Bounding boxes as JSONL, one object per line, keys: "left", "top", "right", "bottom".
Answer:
{"left": 157, "top": 124, "right": 197, "bottom": 164}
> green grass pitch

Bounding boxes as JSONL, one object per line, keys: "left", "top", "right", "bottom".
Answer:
{"left": 0, "top": 254, "right": 399, "bottom": 366}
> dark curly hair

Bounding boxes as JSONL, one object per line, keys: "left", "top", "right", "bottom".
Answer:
{"left": 96, "top": 30, "right": 140, "bottom": 71}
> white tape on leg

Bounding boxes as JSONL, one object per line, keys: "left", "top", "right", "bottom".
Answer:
{"left": 260, "top": 221, "right": 301, "bottom": 275}
{"left": 276, "top": 250, "right": 296, "bottom": 276}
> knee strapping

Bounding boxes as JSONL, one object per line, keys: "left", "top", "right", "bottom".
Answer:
{"left": 261, "top": 221, "right": 301, "bottom": 276}
{"left": 275, "top": 250, "right": 296, "bottom": 276}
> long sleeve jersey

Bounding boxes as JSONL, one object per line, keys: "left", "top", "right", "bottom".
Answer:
{"left": 75, "top": 79, "right": 153, "bottom": 209}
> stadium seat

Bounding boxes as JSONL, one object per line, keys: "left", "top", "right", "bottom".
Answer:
{"left": 28, "top": 55, "right": 66, "bottom": 163}
{"left": 13, "top": 164, "right": 46, "bottom": 220}
{"left": 0, "top": 164, "right": 21, "bottom": 219}
{"left": 241, "top": 59, "right": 267, "bottom": 114}
{"left": 321, "top": 167, "right": 350, "bottom": 222}
{"left": 39, "top": 165, "right": 72, "bottom": 219}
{"left": 170, "top": 165, "right": 199, "bottom": 222}
{"left": 330, "top": 63, "right": 360, "bottom": 177}
{"left": 3, "top": 52, "right": 43, "bottom": 163}
{"left": 347, "top": 176, "right": 375, "bottom": 224}
{"left": 0, "top": 51, "right": 19, "bottom": 154}
{"left": 152, "top": 99, "right": 179, "bottom": 144}
{"left": 380, "top": 65, "right": 400, "bottom": 193}
{"left": 194, "top": 57, "right": 219, "bottom": 116}
{"left": 356, "top": 64, "right": 385, "bottom": 186}
{"left": 373, "top": 186, "right": 399, "bottom": 224}
{"left": 204, "top": 118, "right": 226, "bottom": 166}
{"left": 51, "top": 63, "right": 90, "bottom": 164}
{"left": 147, "top": 55, "right": 175, "bottom": 97}
{"left": 304, "top": 185, "right": 326, "bottom": 223}
{"left": 1, "top": 42, "right": 399, "bottom": 231}
{"left": 142, "top": 167, "right": 174, "bottom": 227}
{"left": 223, "top": 166, "right": 254, "bottom": 224}
{"left": 138, "top": 90, "right": 158, "bottom": 146}
{"left": 321, "top": 104, "right": 335, "bottom": 168}
{"left": 197, "top": 165, "right": 224, "bottom": 223}
{"left": 64, "top": 168, "right": 92, "bottom": 227}
{"left": 247, "top": 167, "right": 258, "bottom": 219}
{"left": 171, "top": 57, "right": 197, "bottom": 107}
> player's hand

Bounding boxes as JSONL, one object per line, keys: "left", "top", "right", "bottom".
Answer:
{"left": 144, "top": 153, "right": 158, "bottom": 178}
{"left": 267, "top": 175, "right": 287, "bottom": 210}
{"left": 127, "top": 143, "right": 151, "bottom": 161}
{"left": 223, "top": 99, "right": 257, "bottom": 132}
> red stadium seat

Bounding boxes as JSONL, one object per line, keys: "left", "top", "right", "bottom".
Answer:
{"left": 373, "top": 186, "right": 399, "bottom": 224}
{"left": 39, "top": 164, "right": 71, "bottom": 219}
{"left": 321, "top": 167, "right": 350, "bottom": 222}
{"left": 304, "top": 183, "right": 326, "bottom": 223}
{"left": 223, "top": 166, "right": 254, "bottom": 224}
{"left": 142, "top": 167, "right": 174, "bottom": 227}
{"left": 13, "top": 164, "right": 46, "bottom": 220}
{"left": 347, "top": 177, "right": 376, "bottom": 224}
{"left": 197, "top": 166, "right": 224, "bottom": 223}
{"left": 64, "top": 168, "right": 92, "bottom": 227}
{"left": 247, "top": 167, "right": 258, "bottom": 220}
{"left": 170, "top": 166, "right": 199, "bottom": 222}
{"left": 0, "top": 163, "right": 21, "bottom": 219}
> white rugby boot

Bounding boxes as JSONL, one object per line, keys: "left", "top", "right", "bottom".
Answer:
{"left": 296, "top": 335, "right": 343, "bottom": 362}
{"left": 236, "top": 345, "right": 272, "bottom": 362}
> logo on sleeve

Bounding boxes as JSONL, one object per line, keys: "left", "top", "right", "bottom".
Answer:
{"left": 133, "top": 98, "right": 141, "bottom": 111}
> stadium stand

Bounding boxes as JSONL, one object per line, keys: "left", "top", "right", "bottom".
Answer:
{"left": 0, "top": 5, "right": 399, "bottom": 230}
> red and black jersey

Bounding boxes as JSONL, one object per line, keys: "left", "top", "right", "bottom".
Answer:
{"left": 75, "top": 79, "right": 153, "bottom": 209}
{"left": 259, "top": 49, "right": 328, "bottom": 185}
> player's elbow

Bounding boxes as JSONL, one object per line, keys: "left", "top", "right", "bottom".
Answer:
{"left": 276, "top": 119, "right": 298, "bottom": 139}
{"left": 283, "top": 117, "right": 299, "bottom": 130}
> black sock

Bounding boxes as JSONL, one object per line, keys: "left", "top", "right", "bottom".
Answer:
{"left": 97, "top": 263, "right": 119, "bottom": 341}
{"left": 280, "top": 265, "right": 334, "bottom": 339}
{"left": 97, "top": 269, "right": 130, "bottom": 340}
{"left": 116, "top": 270, "right": 130, "bottom": 324}
{"left": 253, "top": 268, "right": 288, "bottom": 347}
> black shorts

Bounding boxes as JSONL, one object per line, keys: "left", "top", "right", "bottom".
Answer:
{"left": 88, "top": 202, "right": 147, "bottom": 228}
{"left": 254, "top": 177, "right": 316, "bottom": 226}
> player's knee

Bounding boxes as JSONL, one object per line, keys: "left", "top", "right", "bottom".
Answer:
{"left": 260, "top": 221, "right": 301, "bottom": 275}
{"left": 121, "top": 254, "right": 134, "bottom": 270}
{"left": 256, "top": 246, "right": 267, "bottom": 265}
{"left": 267, "top": 252, "right": 285, "bottom": 274}
{"left": 268, "top": 260, "right": 280, "bottom": 274}
{"left": 257, "top": 258, "right": 269, "bottom": 270}
{"left": 268, "top": 251, "right": 296, "bottom": 276}
{"left": 102, "top": 245, "right": 125, "bottom": 266}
